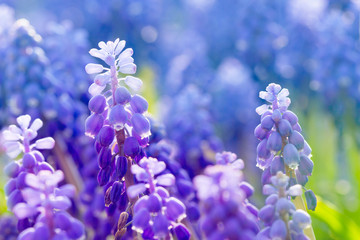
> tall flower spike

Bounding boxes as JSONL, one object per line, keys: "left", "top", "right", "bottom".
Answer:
{"left": 13, "top": 170, "right": 84, "bottom": 240}
{"left": 126, "top": 157, "right": 190, "bottom": 239}
{"left": 2, "top": 115, "right": 83, "bottom": 239}
{"left": 85, "top": 39, "right": 153, "bottom": 239}
{"left": 254, "top": 83, "right": 316, "bottom": 211}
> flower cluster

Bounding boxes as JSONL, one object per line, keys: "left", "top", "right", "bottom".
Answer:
{"left": 85, "top": 39, "right": 150, "bottom": 186}
{"left": 2, "top": 115, "right": 83, "bottom": 239}
{"left": 194, "top": 164, "right": 259, "bottom": 239}
{"left": 255, "top": 83, "right": 316, "bottom": 209}
{"left": 127, "top": 157, "right": 190, "bottom": 239}
{"left": 13, "top": 170, "right": 84, "bottom": 240}
{"left": 258, "top": 172, "right": 312, "bottom": 239}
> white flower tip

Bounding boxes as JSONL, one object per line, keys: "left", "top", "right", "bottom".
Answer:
{"left": 85, "top": 63, "right": 104, "bottom": 74}
{"left": 35, "top": 137, "right": 55, "bottom": 149}
{"left": 16, "top": 114, "right": 31, "bottom": 130}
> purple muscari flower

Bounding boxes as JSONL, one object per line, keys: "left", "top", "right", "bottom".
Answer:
{"left": 84, "top": 40, "right": 154, "bottom": 239}
{"left": 255, "top": 83, "right": 316, "bottom": 210}
{"left": 85, "top": 38, "right": 151, "bottom": 189}
{"left": 258, "top": 171, "right": 312, "bottom": 239}
{"left": 194, "top": 165, "right": 259, "bottom": 239}
{"left": 12, "top": 170, "right": 84, "bottom": 240}
{"left": 126, "top": 157, "right": 190, "bottom": 239}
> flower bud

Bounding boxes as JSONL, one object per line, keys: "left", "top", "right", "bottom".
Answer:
{"left": 261, "top": 115, "right": 274, "bottom": 130}
{"left": 270, "top": 219, "right": 287, "bottom": 240}
{"left": 295, "top": 170, "right": 308, "bottom": 186}
{"left": 293, "top": 210, "right": 311, "bottom": 229}
{"left": 124, "top": 137, "right": 140, "bottom": 158}
{"left": 276, "top": 198, "right": 295, "bottom": 215}
{"left": 16, "top": 172, "right": 27, "bottom": 190}
{"left": 131, "top": 113, "right": 151, "bottom": 139}
{"left": 272, "top": 109, "right": 282, "bottom": 122}
{"left": 259, "top": 205, "right": 275, "bottom": 224}
{"left": 85, "top": 113, "right": 104, "bottom": 138}
{"left": 305, "top": 190, "right": 317, "bottom": 211}
{"left": 97, "top": 166, "right": 112, "bottom": 186}
{"left": 104, "top": 186, "right": 112, "bottom": 207}
{"left": 115, "top": 86, "right": 131, "bottom": 105}
{"left": 298, "top": 155, "right": 313, "bottom": 176}
{"left": 289, "top": 131, "right": 304, "bottom": 150}
{"left": 38, "top": 162, "right": 54, "bottom": 172}
{"left": 283, "top": 144, "right": 300, "bottom": 169}
{"left": 115, "top": 228, "right": 127, "bottom": 240}
{"left": 130, "top": 94, "right": 148, "bottom": 114}
{"left": 265, "top": 194, "right": 278, "bottom": 205}
{"left": 23, "top": 153, "right": 36, "bottom": 169}
{"left": 4, "top": 179, "right": 17, "bottom": 196}
{"left": 254, "top": 124, "right": 268, "bottom": 140}
{"left": 132, "top": 208, "right": 151, "bottom": 231}
{"left": 153, "top": 213, "right": 170, "bottom": 238}
{"left": 97, "top": 126, "right": 114, "bottom": 147}
{"left": 267, "top": 131, "right": 282, "bottom": 152}
{"left": 7, "top": 189, "right": 23, "bottom": 209}
{"left": 174, "top": 223, "right": 191, "bottom": 240}
{"left": 270, "top": 156, "right": 285, "bottom": 175}
{"left": 282, "top": 110, "right": 298, "bottom": 126}
{"left": 98, "top": 147, "right": 112, "bottom": 169}
{"left": 147, "top": 193, "right": 162, "bottom": 213}
{"left": 257, "top": 139, "right": 271, "bottom": 160}
{"left": 110, "top": 181, "right": 123, "bottom": 203}
{"left": 239, "top": 182, "right": 254, "bottom": 198}
{"left": 115, "top": 156, "right": 128, "bottom": 180}
{"left": 278, "top": 119, "right": 292, "bottom": 137}
{"left": 4, "top": 162, "right": 21, "bottom": 178}
{"left": 88, "top": 95, "right": 107, "bottom": 114}
{"left": 109, "top": 105, "right": 128, "bottom": 131}
{"left": 165, "top": 197, "right": 186, "bottom": 221}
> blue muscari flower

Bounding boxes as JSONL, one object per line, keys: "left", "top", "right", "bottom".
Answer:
{"left": 126, "top": 157, "right": 190, "bottom": 239}
{"left": 2, "top": 115, "right": 83, "bottom": 239}
{"left": 255, "top": 83, "right": 317, "bottom": 211}
{"left": 13, "top": 170, "right": 84, "bottom": 240}
{"left": 194, "top": 164, "right": 259, "bottom": 239}
{"left": 258, "top": 172, "right": 312, "bottom": 240}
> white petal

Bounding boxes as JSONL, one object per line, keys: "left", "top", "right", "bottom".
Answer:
{"left": 118, "top": 56, "right": 134, "bottom": 66}
{"left": 263, "top": 184, "right": 277, "bottom": 195}
{"left": 16, "top": 115, "right": 31, "bottom": 130}
{"left": 24, "top": 129, "right": 37, "bottom": 141}
{"left": 114, "top": 40, "right": 126, "bottom": 56}
{"left": 88, "top": 83, "right": 105, "bottom": 96}
{"left": 4, "top": 141, "right": 22, "bottom": 158}
{"left": 29, "top": 118, "right": 43, "bottom": 132}
{"left": 98, "top": 41, "right": 107, "bottom": 49}
{"left": 117, "top": 48, "right": 133, "bottom": 62}
{"left": 125, "top": 76, "right": 143, "bottom": 91}
{"left": 89, "top": 48, "right": 106, "bottom": 61}
{"left": 287, "top": 184, "right": 303, "bottom": 196}
{"left": 156, "top": 173, "right": 175, "bottom": 186}
{"left": 9, "top": 125, "right": 22, "bottom": 134}
{"left": 119, "top": 63, "right": 137, "bottom": 74}
{"left": 85, "top": 63, "right": 104, "bottom": 74}
{"left": 127, "top": 183, "right": 146, "bottom": 199}
{"left": 255, "top": 104, "right": 269, "bottom": 115}
{"left": 13, "top": 203, "right": 37, "bottom": 219}
{"left": 94, "top": 72, "right": 111, "bottom": 86}
{"left": 2, "top": 130, "right": 20, "bottom": 141}
{"left": 35, "top": 137, "right": 55, "bottom": 149}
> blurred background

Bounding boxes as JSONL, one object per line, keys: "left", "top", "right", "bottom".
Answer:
{"left": 0, "top": 0, "right": 360, "bottom": 239}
